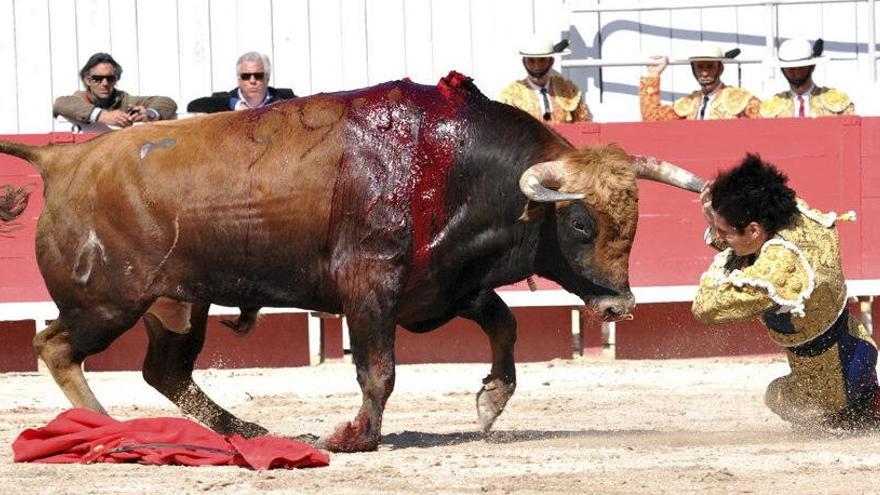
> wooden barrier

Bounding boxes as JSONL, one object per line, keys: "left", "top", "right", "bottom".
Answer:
{"left": 0, "top": 118, "right": 877, "bottom": 368}
{"left": 84, "top": 314, "right": 310, "bottom": 372}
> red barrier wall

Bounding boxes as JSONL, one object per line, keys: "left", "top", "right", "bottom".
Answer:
{"left": 84, "top": 313, "right": 310, "bottom": 371}
{"left": 0, "top": 118, "right": 876, "bottom": 366}
{"left": 394, "top": 307, "right": 573, "bottom": 364}
{"left": 0, "top": 321, "right": 38, "bottom": 372}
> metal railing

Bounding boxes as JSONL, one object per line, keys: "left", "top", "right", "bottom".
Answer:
{"left": 562, "top": 0, "right": 878, "bottom": 80}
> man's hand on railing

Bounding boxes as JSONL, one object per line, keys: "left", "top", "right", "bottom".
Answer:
{"left": 645, "top": 55, "right": 669, "bottom": 77}
{"left": 97, "top": 109, "right": 135, "bottom": 128}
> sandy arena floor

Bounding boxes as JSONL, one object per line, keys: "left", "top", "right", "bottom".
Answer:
{"left": 1, "top": 355, "right": 878, "bottom": 494}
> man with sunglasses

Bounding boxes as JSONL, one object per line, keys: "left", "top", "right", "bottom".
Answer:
{"left": 53, "top": 52, "right": 177, "bottom": 129}
{"left": 186, "top": 52, "right": 296, "bottom": 113}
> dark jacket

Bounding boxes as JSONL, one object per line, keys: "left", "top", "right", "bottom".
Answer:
{"left": 186, "top": 87, "right": 297, "bottom": 113}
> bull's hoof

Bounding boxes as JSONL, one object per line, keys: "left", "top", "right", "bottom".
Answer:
{"left": 476, "top": 378, "right": 516, "bottom": 433}
{"left": 318, "top": 417, "right": 379, "bottom": 452}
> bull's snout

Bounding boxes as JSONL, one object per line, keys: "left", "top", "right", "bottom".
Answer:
{"left": 592, "top": 293, "right": 636, "bottom": 322}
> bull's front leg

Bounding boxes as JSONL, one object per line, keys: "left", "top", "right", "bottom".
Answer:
{"left": 319, "top": 289, "right": 399, "bottom": 452}
{"left": 460, "top": 290, "right": 517, "bottom": 432}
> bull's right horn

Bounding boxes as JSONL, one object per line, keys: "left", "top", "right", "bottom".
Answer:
{"left": 519, "top": 160, "right": 585, "bottom": 203}
{"left": 630, "top": 155, "right": 706, "bottom": 193}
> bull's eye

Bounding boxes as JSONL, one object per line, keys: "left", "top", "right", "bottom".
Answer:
{"left": 570, "top": 218, "right": 594, "bottom": 242}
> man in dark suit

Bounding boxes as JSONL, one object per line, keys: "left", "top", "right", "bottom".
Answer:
{"left": 187, "top": 51, "right": 296, "bottom": 113}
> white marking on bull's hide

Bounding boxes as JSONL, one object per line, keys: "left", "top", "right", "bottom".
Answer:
{"left": 139, "top": 138, "right": 177, "bottom": 161}
{"left": 72, "top": 230, "right": 108, "bottom": 286}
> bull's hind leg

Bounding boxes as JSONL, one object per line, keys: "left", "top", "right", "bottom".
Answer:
{"left": 33, "top": 319, "right": 110, "bottom": 413}
{"left": 460, "top": 290, "right": 517, "bottom": 432}
{"left": 142, "top": 302, "right": 268, "bottom": 437}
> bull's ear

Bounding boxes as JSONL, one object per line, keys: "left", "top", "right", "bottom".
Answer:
{"left": 518, "top": 200, "right": 547, "bottom": 222}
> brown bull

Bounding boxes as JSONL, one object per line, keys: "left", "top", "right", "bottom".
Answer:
{"left": 0, "top": 72, "right": 703, "bottom": 452}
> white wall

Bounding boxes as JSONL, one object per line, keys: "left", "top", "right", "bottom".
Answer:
{"left": 0, "top": 0, "right": 878, "bottom": 133}
{"left": 569, "top": 0, "right": 880, "bottom": 121}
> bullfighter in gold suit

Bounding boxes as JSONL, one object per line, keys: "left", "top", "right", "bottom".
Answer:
{"left": 640, "top": 43, "right": 761, "bottom": 121}
{"left": 692, "top": 155, "right": 878, "bottom": 428}
{"left": 760, "top": 38, "right": 855, "bottom": 118}
{"left": 498, "top": 38, "right": 591, "bottom": 124}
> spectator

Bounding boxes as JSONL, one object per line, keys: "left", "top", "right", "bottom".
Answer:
{"left": 498, "top": 38, "right": 591, "bottom": 124}
{"left": 53, "top": 52, "right": 177, "bottom": 128}
{"left": 760, "top": 38, "right": 854, "bottom": 118}
{"left": 692, "top": 154, "right": 877, "bottom": 429}
{"left": 640, "top": 44, "right": 761, "bottom": 120}
{"left": 187, "top": 52, "right": 296, "bottom": 113}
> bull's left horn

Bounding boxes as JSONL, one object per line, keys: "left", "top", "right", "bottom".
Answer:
{"left": 519, "top": 160, "right": 585, "bottom": 203}
{"left": 630, "top": 155, "right": 706, "bottom": 193}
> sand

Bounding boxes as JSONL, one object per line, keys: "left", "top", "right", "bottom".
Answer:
{"left": 1, "top": 355, "right": 878, "bottom": 494}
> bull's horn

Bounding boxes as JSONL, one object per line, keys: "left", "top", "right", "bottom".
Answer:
{"left": 630, "top": 155, "right": 706, "bottom": 193}
{"left": 519, "top": 160, "right": 585, "bottom": 203}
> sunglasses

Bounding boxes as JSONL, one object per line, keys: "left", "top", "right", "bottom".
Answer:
{"left": 239, "top": 72, "right": 266, "bottom": 81}
{"left": 88, "top": 74, "right": 118, "bottom": 84}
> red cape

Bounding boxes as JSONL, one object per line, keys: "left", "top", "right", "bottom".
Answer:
{"left": 13, "top": 408, "right": 329, "bottom": 469}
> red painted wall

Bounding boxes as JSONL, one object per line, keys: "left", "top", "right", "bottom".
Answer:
{"left": 84, "top": 313, "right": 310, "bottom": 371}
{"left": 0, "top": 320, "right": 38, "bottom": 372}
{"left": 0, "top": 118, "right": 875, "bottom": 367}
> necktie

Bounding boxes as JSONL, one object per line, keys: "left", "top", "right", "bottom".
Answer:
{"left": 699, "top": 95, "right": 710, "bottom": 120}
{"left": 797, "top": 95, "right": 805, "bottom": 117}
{"left": 540, "top": 87, "right": 551, "bottom": 121}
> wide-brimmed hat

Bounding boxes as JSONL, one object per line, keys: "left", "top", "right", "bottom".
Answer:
{"left": 776, "top": 38, "right": 825, "bottom": 68}
{"left": 687, "top": 42, "right": 741, "bottom": 62}
{"left": 519, "top": 37, "right": 571, "bottom": 57}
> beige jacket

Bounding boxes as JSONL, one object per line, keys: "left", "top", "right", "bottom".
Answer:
{"left": 53, "top": 90, "right": 177, "bottom": 124}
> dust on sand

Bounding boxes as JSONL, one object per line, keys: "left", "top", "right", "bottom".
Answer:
{"left": 1, "top": 355, "right": 878, "bottom": 494}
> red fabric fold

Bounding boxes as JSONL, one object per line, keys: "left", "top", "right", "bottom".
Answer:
{"left": 12, "top": 408, "right": 329, "bottom": 470}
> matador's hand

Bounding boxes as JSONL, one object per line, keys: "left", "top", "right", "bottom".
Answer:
{"left": 700, "top": 180, "right": 716, "bottom": 228}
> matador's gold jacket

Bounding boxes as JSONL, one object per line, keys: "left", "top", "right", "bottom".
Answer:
{"left": 639, "top": 76, "right": 761, "bottom": 121}
{"left": 759, "top": 86, "right": 855, "bottom": 118}
{"left": 498, "top": 74, "right": 592, "bottom": 124}
{"left": 693, "top": 199, "right": 876, "bottom": 417}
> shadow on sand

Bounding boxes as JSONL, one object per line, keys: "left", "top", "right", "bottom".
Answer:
{"left": 381, "top": 426, "right": 880, "bottom": 450}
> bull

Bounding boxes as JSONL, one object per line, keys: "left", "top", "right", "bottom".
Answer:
{"left": 0, "top": 72, "right": 703, "bottom": 452}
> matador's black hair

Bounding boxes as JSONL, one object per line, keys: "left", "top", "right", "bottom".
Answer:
{"left": 710, "top": 153, "right": 798, "bottom": 236}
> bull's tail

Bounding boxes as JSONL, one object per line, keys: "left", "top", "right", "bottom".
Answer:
{"left": 0, "top": 140, "right": 48, "bottom": 228}
{"left": 0, "top": 141, "right": 49, "bottom": 170}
